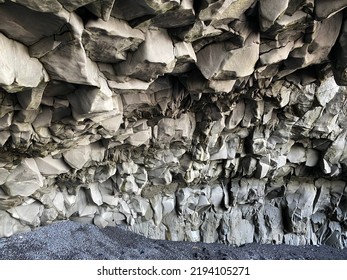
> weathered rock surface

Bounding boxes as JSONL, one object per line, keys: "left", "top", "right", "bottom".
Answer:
{"left": 0, "top": 0, "right": 347, "bottom": 250}
{"left": 0, "top": 33, "right": 47, "bottom": 92}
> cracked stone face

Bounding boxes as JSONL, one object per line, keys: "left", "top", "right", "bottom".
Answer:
{"left": 0, "top": 0, "right": 347, "bottom": 249}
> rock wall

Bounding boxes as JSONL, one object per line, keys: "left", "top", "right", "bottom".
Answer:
{"left": 0, "top": 0, "right": 347, "bottom": 248}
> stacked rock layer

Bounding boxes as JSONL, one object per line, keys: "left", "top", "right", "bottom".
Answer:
{"left": 1, "top": 0, "right": 347, "bottom": 248}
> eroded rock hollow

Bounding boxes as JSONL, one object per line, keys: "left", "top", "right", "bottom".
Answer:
{"left": 1, "top": 0, "right": 347, "bottom": 248}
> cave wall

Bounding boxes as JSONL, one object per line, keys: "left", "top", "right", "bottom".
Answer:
{"left": 0, "top": 0, "right": 347, "bottom": 248}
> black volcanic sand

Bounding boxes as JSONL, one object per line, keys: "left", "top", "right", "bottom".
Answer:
{"left": 0, "top": 221, "right": 346, "bottom": 260}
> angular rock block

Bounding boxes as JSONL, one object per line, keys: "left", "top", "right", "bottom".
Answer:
{"left": 199, "top": 0, "right": 256, "bottom": 25}
{"left": 259, "top": 0, "right": 290, "bottom": 31}
{"left": 7, "top": 202, "right": 43, "bottom": 226}
{"left": 63, "top": 142, "right": 105, "bottom": 169}
{"left": 0, "top": 33, "right": 48, "bottom": 93}
{"left": 333, "top": 19, "right": 347, "bottom": 85}
{"left": 285, "top": 12, "right": 343, "bottom": 71}
{"left": 83, "top": 17, "right": 145, "bottom": 63}
{"left": 173, "top": 41, "right": 197, "bottom": 73}
{"left": 35, "top": 155, "right": 70, "bottom": 175}
{"left": 152, "top": 0, "right": 195, "bottom": 28}
{"left": 40, "top": 40, "right": 101, "bottom": 87}
{"left": 68, "top": 79, "right": 115, "bottom": 119}
{"left": 114, "top": 27, "right": 176, "bottom": 81}
{"left": 3, "top": 159, "right": 44, "bottom": 196}
{"left": 0, "top": 211, "right": 30, "bottom": 237}
{"left": 196, "top": 33, "right": 259, "bottom": 79}
{"left": 314, "top": 0, "right": 347, "bottom": 20}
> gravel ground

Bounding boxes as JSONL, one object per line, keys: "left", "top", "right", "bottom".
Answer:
{"left": 0, "top": 220, "right": 346, "bottom": 260}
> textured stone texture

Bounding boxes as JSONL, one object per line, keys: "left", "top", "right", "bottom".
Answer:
{"left": 0, "top": 0, "right": 347, "bottom": 249}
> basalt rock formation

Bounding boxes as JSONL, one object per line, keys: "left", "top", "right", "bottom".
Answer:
{"left": 0, "top": 0, "right": 347, "bottom": 249}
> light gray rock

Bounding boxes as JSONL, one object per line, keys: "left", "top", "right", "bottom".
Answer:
{"left": 0, "top": 33, "right": 48, "bottom": 93}
{"left": 63, "top": 145, "right": 91, "bottom": 169}
{"left": 0, "top": 168, "right": 10, "bottom": 185}
{"left": 115, "top": 27, "right": 176, "bottom": 81}
{"left": 208, "top": 79, "right": 236, "bottom": 93}
{"left": 63, "top": 142, "right": 105, "bottom": 169}
{"left": 68, "top": 79, "right": 114, "bottom": 119}
{"left": 259, "top": 0, "right": 289, "bottom": 31}
{"left": 86, "top": 183, "right": 103, "bottom": 206}
{"left": 3, "top": 159, "right": 44, "bottom": 196}
{"left": 153, "top": 113, "right": 195, "bottom": 143}
{"left": 315, "top": 76, "right": 340, "bottom": 106}
{"left": 324, "top": 132, "right": 347, "bottom": 165}
{"left": 40, "top": 40, "right": 101, "bottom": 87}
{"left": 226, "top": 99, "right": 245, "bottom": 129}
{"left": 35, "top": 155, "right": 70, "bottom": 175}
{"left": 83, "top": 17, "right": 145, "bottom": 63}
{"left": 11, "top": 122, "right": 35, "bottom": 146}
{"left": 0, "top": 210, "right": 30, "bottom": 237}
{"left": 225, "top": 207, "right": 255, "bottom": 246}
{"left": 287, "top": 144, "right": 306, "bottom": 164}
{"left": 124, "top": 120, "right": 152, "bottom": 147}
{"left": 32, "top": 107, "right": 53, "bottom": 129}
{"left": 196, "top": 33, "right": 259, "bottom": 79}
{"left": 7, "top": 201, "right": 43, "bottom": 226}
{"left": 285, "top": 179, "right": 317, "bottom": 233}
{"left": 285, "top": 12, "right": 343, "bottom": 70}
{"left": 111, "top": 0, "right": 179, "bottom": 21}
{"left": 259, "top": 41, "right": 294, "bottom": 65}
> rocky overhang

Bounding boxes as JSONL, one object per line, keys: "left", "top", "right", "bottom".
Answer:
{"left": 0, "top": 0, "right": 347, "bottom": 249}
